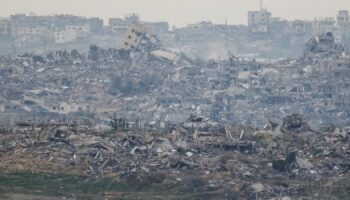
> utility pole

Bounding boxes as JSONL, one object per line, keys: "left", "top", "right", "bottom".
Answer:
{"left": 260, "top": 0, "right": 263, "bottom": 11}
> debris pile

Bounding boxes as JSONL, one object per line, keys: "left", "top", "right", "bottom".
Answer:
{"left": 1, "top": 33, "right": 350, "bottom": 129}
{"left": 280, "top": 114, "right": 310, "bottom": 134}
{"left": 1, "top": 116, "right": 350, "bottom": 199}
{"left": 303, "top": 32, "right": 345, "bottom": 60}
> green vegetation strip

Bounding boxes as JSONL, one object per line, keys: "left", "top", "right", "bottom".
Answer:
{"left": 0, "top": 172, "right": 130, "bottom": 195}
{"left": 0, "top": 172, "right": 224, "bottom": 200}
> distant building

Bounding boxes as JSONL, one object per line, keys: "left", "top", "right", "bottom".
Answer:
{"left": 337, "top": 10, "right": 350, "bottom": 43}
{"left": 0, "top": 19, "right": 11, "bottom": 35}
{"left": 8, "top": 13, "right": 102, "bottom": 46}
{"left": 174, "top": 21, "right": 212, "bottom": 42}
{"left": 292, "top": 20, "right": 311, "bottom": 35}
{"left": 312, "top": 18, "right": 342, "bottom": 43}
{"left": 53, "top": 24, "right": 91, "bottom": 44}
{"left": 10, "top": 14, "right": 51, "bottom": 38}
{"left": 15, "top": 26, "right": 50, "bottom": 44}
{"left": 337, "top": 10, "right": 350, "bottom": 25}
{"left": 145, "top": 22, "right": 172, "bottom": 44}
{"left": 85, "top": 17, "right": 103, "bottom": 34}
{"left": 65, "top": 24, "right": 91, "bottom": 38}
{"left": 269, "top": 18, "right": 290, "bottom": 34}
{"left": 248, "top": 9, "right": 271, "bottom": 33}
{"left": 144, "top": 22, "right": 169, "bottom": 35}
{"left": 109, "top": 14, "right": 140, "bottom": 35}
{"left": 109, "top": 14, "right": 170, "bottom": 43}
{"left": 109, "top": 18, "right": 132, "bottom": 34}
{"left": 53, "top": 29, "right": 77, "bottom": 44}
{"left": 174, "top": 21, "right": 237, "bottom": 43}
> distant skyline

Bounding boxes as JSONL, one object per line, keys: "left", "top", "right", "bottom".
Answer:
{"left": 0, "top": 0, "right": 350, "bottom": 27}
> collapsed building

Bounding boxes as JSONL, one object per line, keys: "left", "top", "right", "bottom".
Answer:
{"left": 117, "top": 23, "right": 180, "bottom": 64}
{"left": 304, "top": 32, "right": 345, "bottom": 60}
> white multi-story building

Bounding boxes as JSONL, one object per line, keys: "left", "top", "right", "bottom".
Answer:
{"left": 53, "top": 24, "right": 91, "bottom": 44}
{"left": 248, "top": 9, "right": 271, "bottom": 33}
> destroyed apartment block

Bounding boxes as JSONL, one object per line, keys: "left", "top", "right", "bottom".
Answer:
{"left": 118, "top": 23, "right": 180, "bottom": 63}
{"left": 303, "top": 32, "right": 345, "bottom": 60}
{"left": 118, "top": 23, "right": 161, "bottom": 51}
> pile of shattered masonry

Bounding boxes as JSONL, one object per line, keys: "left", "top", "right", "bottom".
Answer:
{"left": 1, "top": 114, "right": 350, "bottom": 199}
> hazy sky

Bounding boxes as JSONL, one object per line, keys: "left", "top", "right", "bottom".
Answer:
{"left": 1, "top": 0, "right": 350, "bottom": 27}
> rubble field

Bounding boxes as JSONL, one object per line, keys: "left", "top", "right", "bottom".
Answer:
{"left": 0, "top": 32, "right": 349, "bottom": 129}
{"left": 1, "top": 114, "right": 350, "bottom": 199}
{"left": 0, "top": 28, "right": 350, "bottom": 199}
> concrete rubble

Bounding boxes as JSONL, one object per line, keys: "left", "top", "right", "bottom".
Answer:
{"left": 1, "top": 32, "right": 349, "bottom": 129}
{"left": 0, "top": 114, "right": 350, "bottom": 199}
{"left": 303, "top": 32, "right": 345, "bottom": 60}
